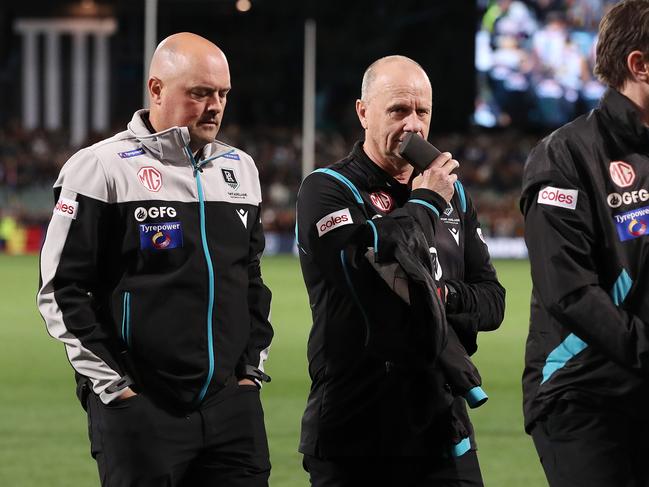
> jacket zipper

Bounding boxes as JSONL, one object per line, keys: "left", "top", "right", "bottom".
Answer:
{"left": 185, "top": 147, "right": 216, "bottom": 403}
{"left": 121, "top": 291, "right": 131, "bottom": 346}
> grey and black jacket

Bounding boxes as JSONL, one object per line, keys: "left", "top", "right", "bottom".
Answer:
{"left": 37, "top": 110, "right": 273, "bottom": 410}
{"left": 521, "top": 89, "right": 649, "bottom": 432}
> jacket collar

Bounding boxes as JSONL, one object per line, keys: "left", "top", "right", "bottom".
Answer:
{"left": 599, "top": 89, "right": 649, "bottom": 150}
{"left": 127, "top": 110, "right": 234, "bottom": 166}
{"left": 350, "top": 140, "right": 410, "bottom": 196}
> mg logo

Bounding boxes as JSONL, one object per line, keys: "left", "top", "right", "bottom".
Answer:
{"left": 137, "top": 166, "right": 163, "bottom": 192}
{"left": 369, "top": 191, "right": 394, "bottom": 212}
{"left": 609, "top": 161, "right": 635, "bottom": 188}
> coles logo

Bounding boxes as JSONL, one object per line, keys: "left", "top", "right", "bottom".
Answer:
{"left": 53, "top": 197, "right": 78, "bottom": 220}
{"left": 137, "top": 166, "right": 163, "bottom": 192}
{"left": 607, "top": 189, "right": 649, "bottom": 208}
{"left": 609, "top": 161, "right": 635, "bottom": 188}
{"left": 537, "top": 186, "right": 578, "bottom": 210}
{"left": 316, "top": 208, "right": 353, "bottom": 237}
{"left": 370, "top": 191, "right": 394, "bottom": 212}
{"left": 134, "top": 206, "right": 177, "bottom": 222}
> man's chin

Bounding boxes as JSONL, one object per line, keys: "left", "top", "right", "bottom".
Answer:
{"left": 190, "top": 126, "right": 219, "bottom": 147}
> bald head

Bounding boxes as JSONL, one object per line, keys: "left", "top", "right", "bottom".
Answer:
{"left": 147, "top": 33, "right": 231, "bottom": 152}
{"left": 355, "top": 55, "right": 433, "bottom": 173}
{"left": 149, "top": 32, "right": 228, "bottom": 83}
{"left": 360, "top": 55, "right": 431, "bottom": 102}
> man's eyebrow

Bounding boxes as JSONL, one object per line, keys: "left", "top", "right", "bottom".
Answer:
{"left": 386, "top": 102, "right": 410, "bottom": 111}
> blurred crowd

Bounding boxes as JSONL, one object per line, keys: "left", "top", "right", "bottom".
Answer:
{"left": 475, "top": 0, "right": 615, "bottom": 128}
{"left": 0, "top": 123, "right": 534, "bottom": 254}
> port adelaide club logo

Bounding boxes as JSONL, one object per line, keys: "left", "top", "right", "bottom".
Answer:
{"left": 221, "top": 168, "right": 239, "bottom": 190}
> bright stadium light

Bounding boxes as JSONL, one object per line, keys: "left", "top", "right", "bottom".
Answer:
{"left": 80, "top": 0, "right": 98, "bottom": 13}
{"left": 235, "top": 0, "right": 251, "bottom": 13}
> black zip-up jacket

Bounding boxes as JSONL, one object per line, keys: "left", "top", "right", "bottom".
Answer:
{"left": 37, "top": 111, "right": 273, "bottom": 410}
{"left": 296, "top": 141, "right": 502, "bottom": 457}
{"left": 521, "top": 89, "right": 649, "bottom": 432}
{"left": 434, "top": 164, "right": 506, "bottom": 454}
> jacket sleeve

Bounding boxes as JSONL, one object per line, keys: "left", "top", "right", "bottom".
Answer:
{"left": 37, "top": 149, "right": 131, "bottom": 404}
{"left": 296, "top": 171, "right": 446, "bottom": 288}
{"left": 236, "top": 206, "right": 274, "bottom": 384}
{"left": 445, "top": 191, "right": 506, "bottom": 342}
{"left": 521, "top": 136, "right": 649, "bottom": 374}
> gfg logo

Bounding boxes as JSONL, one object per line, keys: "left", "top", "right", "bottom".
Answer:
{"left": 607, "top": 189, "right": 649, "bottom": 208}
{"left": 134, "top": 206, "right": 177, "bottom": 222}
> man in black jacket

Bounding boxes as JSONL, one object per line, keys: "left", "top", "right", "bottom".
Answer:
{"left": 37, "top": 33, "right": 273, "bottom": 486}
{"left": 297, "top": 55, "right": 504, "bottom": 487}
{"left": 520, "top": 1, "right": 649, "bottom": 485}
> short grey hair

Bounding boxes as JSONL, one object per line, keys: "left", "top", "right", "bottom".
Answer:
{"left": 360, "top": 55, "right": 426, "bottom": 101}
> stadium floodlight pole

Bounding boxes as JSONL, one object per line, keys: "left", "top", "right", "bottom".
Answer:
{"left": 302, "top": 18, "right": 316, "bottom": 181}
{"left": 143, "top": 0, "right": 158, "bottom": 108}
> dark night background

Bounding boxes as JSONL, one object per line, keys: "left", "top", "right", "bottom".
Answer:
{"left": 0, "top": 0, "right": 477, "bottom": 134}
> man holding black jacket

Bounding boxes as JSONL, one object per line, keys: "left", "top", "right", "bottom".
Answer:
{"left": 296, "top": 55, "right": 504, "bottom": 487}
{"left": 521, "top": 1, "right": 649, "bottom": 485}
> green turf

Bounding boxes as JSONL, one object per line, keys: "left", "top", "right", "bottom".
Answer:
{"left": 0, "top": 255, "right": 544, "bottom": 486}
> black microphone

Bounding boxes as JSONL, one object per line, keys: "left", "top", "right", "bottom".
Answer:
{"left": 398, "top": 132, "right": 442, "bottom": 172}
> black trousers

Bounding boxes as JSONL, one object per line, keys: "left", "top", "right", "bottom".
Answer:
{"left": 86, "top": 382, "right": 270, "bottom": 487}
{"left": 303, "top": 450, "right": 484, "bottom": 487}
{"left": 531, "top": 399, "right": 649, "bottom": 487}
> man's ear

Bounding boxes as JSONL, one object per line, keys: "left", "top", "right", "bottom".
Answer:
{"left": 356, "top": 99, "right": 368, "bottom": 130}
{"left": 627, "top": 50, "right": 649, "bottom": 83}
{"left": 148, "top": 77, "right": 164, "bottom": 105}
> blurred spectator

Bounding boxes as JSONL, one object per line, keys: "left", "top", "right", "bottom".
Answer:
{"left": 0, "top": 120, "right": 546, "bottom": 252}
{"left": 476, "top": 0, "right": 614, "bottom": 129}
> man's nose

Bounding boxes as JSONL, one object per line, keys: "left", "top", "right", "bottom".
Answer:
{"left": 207, "top": 94, "right": 223, "bottom": 113}
{"left": 402, "top": 112, "right": 424, "bottom": 134}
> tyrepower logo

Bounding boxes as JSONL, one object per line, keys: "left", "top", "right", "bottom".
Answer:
{"left": 607, "top": 189, "right": 649, "bottom": 208}
{"left": 134, "top": 206, "right": 177, "bottom": 222}
{"left": 137, "top": 166, "right": 163, "bottom": 192}
{"left": 613, "top": 205, "right": 649, "bottom": 241}
{"left": 316, "top": 208, "right": 353, "bottom": 237}
{"left": 609, "top": 161, "right": 635, "bottom": 188}
{"left": 53, "top": 197, "right": 78, "bottom": 220}
{"left": 537, "top": 186, "right": 578, "bottom": 210}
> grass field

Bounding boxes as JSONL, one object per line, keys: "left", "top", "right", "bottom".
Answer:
{"left": 0, "top": 255, "right": 544, "bottom": 486}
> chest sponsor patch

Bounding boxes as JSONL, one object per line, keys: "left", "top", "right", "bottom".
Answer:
{"left": 609, "top": 161, "right": 635, "bottom": 188}
{"left": 316, "top": 208, "right": 353, "bottom": 237}
{"left": 369, "top": 191, "right": 394, "bottom": 212}
{"left": 53, "top": 197, "right": 78, "bottom": 219}
{"left": 137, "top": 166, "right": 163, "bottom": 192}
{"left": 614, "top": 205, "right": 649, "bottom": 242}
{"left": 537, "top": 186, "right": 578, "bottom": 210}
{"left": 139, "top": 221, "right": 183, "bottom": 250}
{"left": 118, "top": 148, "right": 145, "bottom": 159}
{"left": 221, "top": 151, "right": 240, "bottom": 161}
{"left": 607, "top": 189, "right": 649, "bottom": 208}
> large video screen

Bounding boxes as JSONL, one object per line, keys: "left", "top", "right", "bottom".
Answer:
{"left": 474, "top": 0, "right": 619, "bottom": 129}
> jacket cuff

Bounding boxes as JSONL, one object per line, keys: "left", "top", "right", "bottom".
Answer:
{"left": 99, "top": 375, "right": 134, "bottom": 404}
{"left": 409, "top": 188, "right": 447, "bottom": 215}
